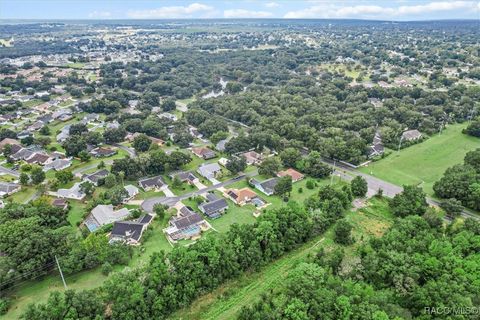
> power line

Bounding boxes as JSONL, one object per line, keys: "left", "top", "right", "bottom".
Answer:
{"left": 55, "top": 255, "right": 68, "bottom": 290}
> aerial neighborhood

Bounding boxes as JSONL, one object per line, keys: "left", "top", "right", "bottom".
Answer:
{"left": 1, "top": 14, "right": 480, "bottom": 320}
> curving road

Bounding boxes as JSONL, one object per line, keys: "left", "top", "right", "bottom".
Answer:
{"left": 327, "top": 160, "right": 479, "bottom": 221}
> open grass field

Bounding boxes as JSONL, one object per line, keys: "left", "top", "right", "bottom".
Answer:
{"left": 2, "top": 267, "right": 109, "bottom": 320}
{"left": 171, "top": 197, "right": 393, "bottom": 320}
{"left": 359, "top": 123, "right": 480, "bottom": 195}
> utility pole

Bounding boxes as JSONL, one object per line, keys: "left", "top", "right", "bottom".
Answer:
{"left": 397, "top": 135, "right": 404, "bottom": 152}
{"left": 330, "top": 159, "right": 336, "bottom": 185}
{"left": 55, "top": 255, "right": 67, "bottom": 290}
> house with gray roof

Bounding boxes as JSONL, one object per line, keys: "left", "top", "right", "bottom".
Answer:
{"left": 197, "top": 163, "right": 221, "bottom": 180}
{"left": 55, "top": 182, "right": 86, "bottom": 200}
{"left": 402, "top": 129, "right": 422, "bottom": 141}
{"left": 123, "top": 185, "right": 139, "bottom": 202}
{"left": 43, "top": 158, "right": 72, "bottom": 172}
{"left": 56, "top": 124, "right": 71, "bottom": 142}
{"left": 82, "top": 169, "right": 109, "bottom": 186}
{"left": 198, "top": 196, "right": 228, "bottom": 219}
{"left": 250, "top": 177, "right": 279, "bottom": 196}
{"left": 139, "top": 175, "right": 166, "bottom": 191}
{"left": 11, "top": 148, "right": 35, "bottom": 161}
{"left": 84, "top": 204, "right": 130, "bottom": 232}
{"left": 0, "top": 182, "right": 20, "bottom": 197}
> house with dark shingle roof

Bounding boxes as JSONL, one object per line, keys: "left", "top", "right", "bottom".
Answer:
{"left": 198, "top": 195, "right": 228, "bottom": 219}
{"left": 26, "top": 153, "right": 51, "bottom": 165}
{"left": 164, "top": 210, "right": 208, "bottom": 242}
{"left": 82, "top": 169, "right": 109, "bottom": 186}
{"left": 138, "top": 175, "right": 166, "bottom": 191}
{"left": 169, "top": 171, "right": 198, "bottom": 185}
{"left": 109, "top": 214, "right": 154, "bottom": 245}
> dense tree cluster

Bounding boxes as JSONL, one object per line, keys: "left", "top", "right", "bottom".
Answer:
{"left": 434, "top": 148, "right": 480, "bottom": 210}
{"left": 111, "top": 149, "right": 192, "bottom": 180}
{"left": 0, "top": 199, "right": 131, "bottom": 293}
{"left": 240, "top": 216, "right": 480, "bottom": 319}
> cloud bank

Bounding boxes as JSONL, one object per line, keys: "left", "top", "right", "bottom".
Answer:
{"left": 284, "top": 1, "right": 477, "bottom": 19}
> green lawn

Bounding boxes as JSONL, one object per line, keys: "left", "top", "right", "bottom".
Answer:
{"left": 67, "top": 200, "right": 86, "bottom": 227}
{"left": 171, "top": 197, "right": 393, "bottom": 320}
{"left": 2, "top": 267, "right": 108, "bottom": 320}
{"left": 208, "top": 199, "right": 256, "bottom": 233}
{"left": 9, "top": 187, "right": 37, "bottom": 204}
{"left": 359, "top": 123, "right": 480, "bottom": 195}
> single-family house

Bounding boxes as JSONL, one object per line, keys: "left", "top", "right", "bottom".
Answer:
{"left": 56, "top": 182, "right": 86, "bottom": 200}
{"left": 277, "top": 168, "right": 304, "bottom": 182}
{"left": 90, "top": 147, "right": 116, "bottom": 158}
{"left": 368, "top": 130, "right": 384, "bottom": 158}
{"left": 82, "top": 169, "right": 109, "bottom": 186}
{"left": 82, "top": 114, "right": 100, "bottom": 124}
{"left": 251, "top": 178, "right": 279, "bottom": 196}
{"left": 198, "top": 194, "right": 228, "bottom": 219}
{"left": 402, "top": 129, "right": 422, "bottom": 141}
{"left": 0, "top": 138, "right": 20, "bottom": 150}
{"left": 169, "top": 171, "right": 198, "bottom": 185}
{"left": 158, "top": 113, "right": 177, "bottom": 121}
{"left": 43, "top": 158, "right": 72, "bottom": 172}
{"left": 139, "top": 175, "right": 166, "bottom": 191}
{"left": 56, "top": 125, "right": 71, "bottom": 142}
{"left": 17, "top": 130, "right": 31, "bottom": 140}
{"left": 52, "top": 198, "right": 68, "bottom": 210}
{"left": 164, "top": 210, "right": 208, "bottom": 242}
{"left": 216, "top": 139, "right": 227, "bottom": 152}
{"left": 188, "top": 126, "right": 203, "bottom": 139}
{"left": 11, "top": 148, "right": 35, "bottom": 161}
{"left": 241, "top": 151, "right": 262, "bottom": 165}
{"left": 123, "top": 185, "right": 139, "bottom": 202}
{"left": 225, "top": 188, "right": 258, "bottom": 206}
{"left": 109, "top": 214, "right": 154, "bottom": 245}
{"left": 218, "top": 157, "right": 229, "bottom": 167}
{"left": 25, "top": 153, "right": 51, "bottom": 165}
{"left": 0, "top": 182, "right": 20, "bottom": 197}
{"left": 84, "top": 204, "right": 131, "bottom": 232}
{"left": 192, "top": 147, "right": 216, "bottom": 160}
{"left": 197, "top": 163, "right": 221, "bottom": 180}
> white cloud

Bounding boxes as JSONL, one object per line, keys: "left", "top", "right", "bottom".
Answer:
{"left": 88, "top": 11, "right": 112, "bottom": 19}
{"left": 127, "top": 3, "right": 214, "bottom": 19}
{"left": 284, "top": 1, "right": 477, "bottom": 19}
{"left": 265, "top": 2, "right": 280, "bottom": 8}
{"left": 224, "top": 9, "right": 273, "bottom": 18}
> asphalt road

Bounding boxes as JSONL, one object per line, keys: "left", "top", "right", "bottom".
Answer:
{"left": 73, "top": 160, "right": 113, "bottom": 175}
{"left": 141, "top": 169, "right": 258, "bottom": 212}
{"left": 0, "top": 165, "right": 20, "bottom": 178}
{"left": 329, "top": 161, "right": 479, "bottom": 221}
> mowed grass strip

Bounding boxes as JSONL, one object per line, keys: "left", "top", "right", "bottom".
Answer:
{"left": 171, "top": 198, "right": 393, "bottom": 320}
{"left": 360, "top": 123, "right": 480, "bottom": 195}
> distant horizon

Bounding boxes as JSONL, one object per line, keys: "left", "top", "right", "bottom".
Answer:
{"left": 0, "top": 17, "right": 478, "bottom": 23}
{"left": 2, "top": 1, "right": 479, "bottom": 21}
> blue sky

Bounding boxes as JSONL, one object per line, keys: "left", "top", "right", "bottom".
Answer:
{"left": 1, "top": 1, "right": 479, "bottom": 20}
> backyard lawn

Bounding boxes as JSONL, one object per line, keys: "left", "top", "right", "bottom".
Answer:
{"left": 359, "top": 123, "right": 480, "bottom": 195}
